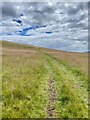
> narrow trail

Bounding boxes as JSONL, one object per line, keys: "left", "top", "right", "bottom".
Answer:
{"left": 2, "top": 42, "right": 88, "bottom": 118}
{"left": 47, "top": 75, "right": 56, "bottom": 118}
{"left": 42, "top": 53, "right": 56, "bottom": 118}
{"left": 42, "top": 52, "right": 88, "bottom": 118}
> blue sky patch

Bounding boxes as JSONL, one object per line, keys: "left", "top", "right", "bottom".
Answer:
{"left": 13, "top": 19, "right": 22, "bottom": 26}
{"left": 45, "top": 32, "right": 52, "bottom": 34}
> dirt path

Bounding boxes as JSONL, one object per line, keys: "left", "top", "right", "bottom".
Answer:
{"left": 47, "top": 75, "right": 56, "bottom": 118}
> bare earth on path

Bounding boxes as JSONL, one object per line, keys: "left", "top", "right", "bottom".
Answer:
{"left": 47, "top": 76, "right": 56, "bottom": 118}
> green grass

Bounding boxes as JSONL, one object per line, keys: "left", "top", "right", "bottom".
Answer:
{"left": 1, "top": 41, "right": 88, "bottom": 118}
{"left": 43, "top": 54, "right": 88, "bottom": 118}
{"left": 2, "top": 46, "right": 48, "bottom": 118}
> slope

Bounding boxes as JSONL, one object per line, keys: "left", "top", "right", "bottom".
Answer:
{"left": 1, "top": 40, "right": 88, "bottom": 118}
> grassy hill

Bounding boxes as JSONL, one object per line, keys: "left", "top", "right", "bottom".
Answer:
{"left": 1, "top": 40, "right": 88, "bottom": 118}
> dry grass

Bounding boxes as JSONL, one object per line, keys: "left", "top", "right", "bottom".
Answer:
{"left": 45, "top": 51, "right": 88, "bottom": 75}
{"left": 1, "top": 40, "right": 88, "bottom": 118}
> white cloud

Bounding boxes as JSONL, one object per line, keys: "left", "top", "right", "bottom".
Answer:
{"left": 1, "top": 2, "right": 88, "bottom": 52}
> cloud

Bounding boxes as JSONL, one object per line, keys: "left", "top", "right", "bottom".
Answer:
{"left": 1, "top": 2, "right": 88, "bottom": 52}
{"left": 2, "top": 2, "right": 17, "bottom": 18}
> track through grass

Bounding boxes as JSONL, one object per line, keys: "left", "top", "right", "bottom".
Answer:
{"left": 47, "top": 76, "right": 56, "bottom": 118}
{"left": 2, "top": 41, "right": 88, "bottom": 118}
{"left": 43, "top": 53, "right": 88, "bottom": 118}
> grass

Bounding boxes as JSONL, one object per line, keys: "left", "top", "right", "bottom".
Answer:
{"left": 1, "top": 40, "right": 89, "bottom": 118}
{"left": 2, "top": 42, "right": 48, "bottom": 118}
{"left": 44, "top": 54, "right": 88, "bottom": 118}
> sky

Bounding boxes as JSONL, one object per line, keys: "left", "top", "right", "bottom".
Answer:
{"left": 0, "top": 2, "right": 89, "bottom": 52}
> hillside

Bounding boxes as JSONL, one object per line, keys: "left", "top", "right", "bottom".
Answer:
{"left": 1, "top": 41, "right": 88, "bottom": 118}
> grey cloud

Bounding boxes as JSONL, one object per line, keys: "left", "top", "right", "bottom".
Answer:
{"left": 1, "top": 2, "right": 88, "bottom": 52}
{"left": 67, "top": 6, "right": 80, "bottom": 15}
{"left": 22, "top": 2, "right": 58, "bottom": 26}
{"left": 2, "top": 2, "right": 88, "bottom": 27}
{"left": 2, "top": 3, "right": 17, "bottom": 18}
{"left": 66, "top": 2, "right": 87, "bottom": 15}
